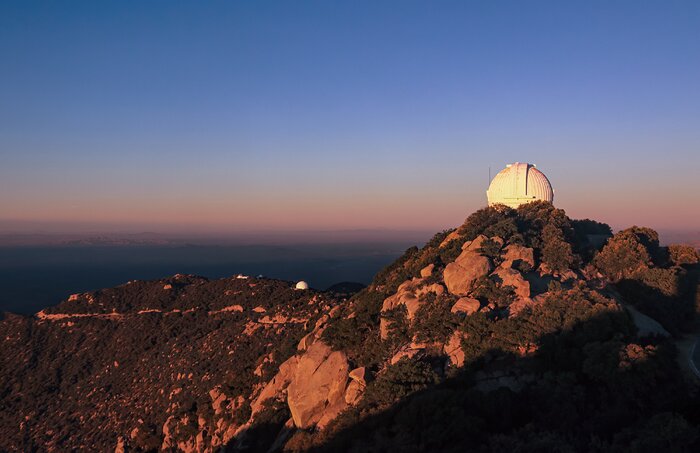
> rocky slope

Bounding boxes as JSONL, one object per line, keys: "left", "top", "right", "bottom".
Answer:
{"left": 2, "top": 202, "right": 700, "bottom": 452}
{"left": 0, "top": 275, "right": 345, "bottom": 451}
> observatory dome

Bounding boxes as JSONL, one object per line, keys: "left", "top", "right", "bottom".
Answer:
{"left": 295, "top": 281, "right": 309, "bottom": 290}
{"left": 486, "top": 162, "right": 553, "bottom": 208}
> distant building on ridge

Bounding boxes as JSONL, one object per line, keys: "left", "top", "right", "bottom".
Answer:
{"left": 295, "top": 281, "right": 309, "bottom": 290}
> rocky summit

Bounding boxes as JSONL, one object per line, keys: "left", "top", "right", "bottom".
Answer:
{"left": 2, "top": 202, "right": 700, "bottom": 452}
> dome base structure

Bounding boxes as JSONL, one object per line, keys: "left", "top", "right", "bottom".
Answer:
{"left": 486, "top": 162, "right": 554, "bottom": 208}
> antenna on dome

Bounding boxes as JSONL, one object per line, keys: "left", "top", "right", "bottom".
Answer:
{"left": 488, "top": 166, "right": 491, "bottom": 184}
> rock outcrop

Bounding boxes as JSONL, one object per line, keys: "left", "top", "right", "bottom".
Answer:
{"left": 287, "top": 341, "right": 350, "bottom": 429}
{"left": 420, "top": 264, "right": 435, "bottom": 277}
{"left": 380, "top": 278, "right": 445, "bottom": 339}
{"left": 492, "top": 267, "right": 531, "bottom": 298}
{"left": 451, "top": 297, "right": 481, "bottom": 315}
{"left": 251, "top": 356, "right": 300, "bottom": 416}
{"left": 501, "top": 244, "right": 535, "bottom": 269}
{"left": 251, "top": 338, "right": 364, "bottom": 432}
{"left": 439, "top": 230, "right": 462, "bottom": 247}
{"left": 462, "top": 234, "right": 503, "bottom": 252}
{"left": 444, "top": 331, "right": 465, "bottom": 367}
{"left": 443, "top": 249, "right": 492, "bottom": 295}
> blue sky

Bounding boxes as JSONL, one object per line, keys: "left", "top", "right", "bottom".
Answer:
{"left": 1, "top": 1, "right": 699, "bottom": 234}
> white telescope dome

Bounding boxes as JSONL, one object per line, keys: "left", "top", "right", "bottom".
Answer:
{"left": 295, "top": 281, "right": 309, "bottom": 290}
{"left": 486, "top": 162, "right": 553, "bottom": 208}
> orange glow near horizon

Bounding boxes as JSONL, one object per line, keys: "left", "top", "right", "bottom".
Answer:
{"left": 2, "top": 180, "right": 698, "bottom": 236}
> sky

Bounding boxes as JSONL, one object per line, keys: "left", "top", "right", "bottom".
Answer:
{"left": 1, "top": 1, "right": 699, "bottom": 236}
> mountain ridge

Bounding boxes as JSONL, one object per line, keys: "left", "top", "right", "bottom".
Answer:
{"left": 2, "top": 201, "right": 700, "bottom": 452}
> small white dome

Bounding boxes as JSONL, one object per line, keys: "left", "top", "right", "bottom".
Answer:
{"left": 486, "top": 162, "right": 553, "bottom": 208}
{"left": 295, "top": 281, "right": 309, "bottom": 290}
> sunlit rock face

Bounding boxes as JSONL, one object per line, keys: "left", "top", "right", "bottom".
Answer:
{"left": 486, "top": 162, "right": 554, "bottom": 208}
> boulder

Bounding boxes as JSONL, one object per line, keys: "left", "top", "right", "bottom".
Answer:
{"left": 115, "top": 437, "right": 126, "bottom": 453}
{"left": 380, "top": 277, "right": 435, "bottom": 339}
{"left": 382, "top": 278, "right": 422, "bottom": 312}
{"left": 439, "top": 230, "right": 462, "bottom": 247}
{"left": 195, "top": 430, "right": 207, "bottom": 452}
{"left": 463, "top": 235, "right": 503, "bottom": 252}
{"left": 390, "top": 346, "right": 421, "bottom": 365}
{"left": 415, "top": 283, "right": 445, "bottom": 298}
{"left": 344, "top": 380, "right": 364, "bottom": 405}
{"left": 316, "top": 400, "right": 349, "bottom": 430}
{"left": 250, "top": 356, "right": 299, "bottom": 416}
{"left": 348, "top": 367, "right": 367, "bottom": 387}
{"left": 328, "top": 305, "right": 342, "bottom": 318}
{"left": 209, "top": 386, "right": 228, "bottom": 415}
{"left": 462, "top": 234, "right": 487, "bottom": 251}
{"left": 443, "top": 251, "right": 492, "bottom": 295}
{"left": 420, "top": 263, "right": 435, "bottom": 278}
{"left": 410, "top": 339, "right": 433, "bottom": 350}
{"left": 492, "top": 267, "right": 530, "bottom": 298}
{"left": 314, "top": 314, "right": 330, "bottom": 330}
{"left": 397, "top": 277, "right": 424, "bottom": 293}
{"left": 161, "top": 415, "right": 177, "bottom": 450}
{"left": 379, "top": 318, "right": 391, "bottom": 341}
{"left": 508, "top": 297, "right": 534, "bottom": 316}
{"left": 501, "top": 244, "right": 535, "bottom": 269}
{"left": 343, "top": 367, "right": 367, "bottom": 406}
{"left": 259, "top": 314, "right": 288, "bottom": 324}
{"left": 451, "top": 297, "right": 481, "bottom": 315}
{"left": 402, "top": 295, "right": 422, "bottom": 320}
{"left": 297, "top": 332, "right": 313, "bottom": 351}
{"left": 287, "top": 342, "right": 350, "bottom": 429}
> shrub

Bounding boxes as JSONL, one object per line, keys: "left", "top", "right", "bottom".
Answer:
{"left": 381, "top": 304, "right": 410, "bottom": 351}
{"left": 458, "top": 206, "right": 516, "bottom": 242}
{"left": 572, "top": 219, "right": 613, "bottom": 237}
{"left": 361, "top": 358, "right": 440, "bottom": 411}
{"left": 594, "top": 228, "right": 656, "bottom": 281}
{"left": 668, "top": 244, "right": 700, "bottom": 266}
{"left": 411, "top": 294, "right": 458, "bottom": 344}
{"left": 610, "top": 412, "right": 699, "bottom": 453}
{"left": 322, "top": 289, "right": 386, "bottom": 367}
{"left": 470, "top": 276, "right": 515, "bottom": 310}
{"left": 478, "top": 238, "right": 504, "bottom": 263}
{"left": 439, "top": 237, "right": 467, "bottom": 264}
{"left": 542, "top": 223, "right": 576, "bottom": 272}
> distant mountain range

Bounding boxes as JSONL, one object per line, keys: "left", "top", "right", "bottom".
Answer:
{"left": 0, "top": 232, "right": 176, "bottom": 247}
{"left": 1, "top": 228, "right": 697, "bottom": 248}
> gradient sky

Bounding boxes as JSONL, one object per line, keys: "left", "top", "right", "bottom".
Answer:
{"left": 1, "top": 1, "right": 699, "bottom": 235}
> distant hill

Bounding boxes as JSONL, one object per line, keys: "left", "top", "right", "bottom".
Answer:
{"left": 324, "top": 281, "right": 366, "bottom": 297}
{"left": 1, "top": 202, "right": 699, "bottom": 452}
{"left": 0, "top": 275, "right": 344, "bottom": 451}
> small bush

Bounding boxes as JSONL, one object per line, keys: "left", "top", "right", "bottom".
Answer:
{"left": 668, "top": 244, "right": 700, "bottom": 266}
